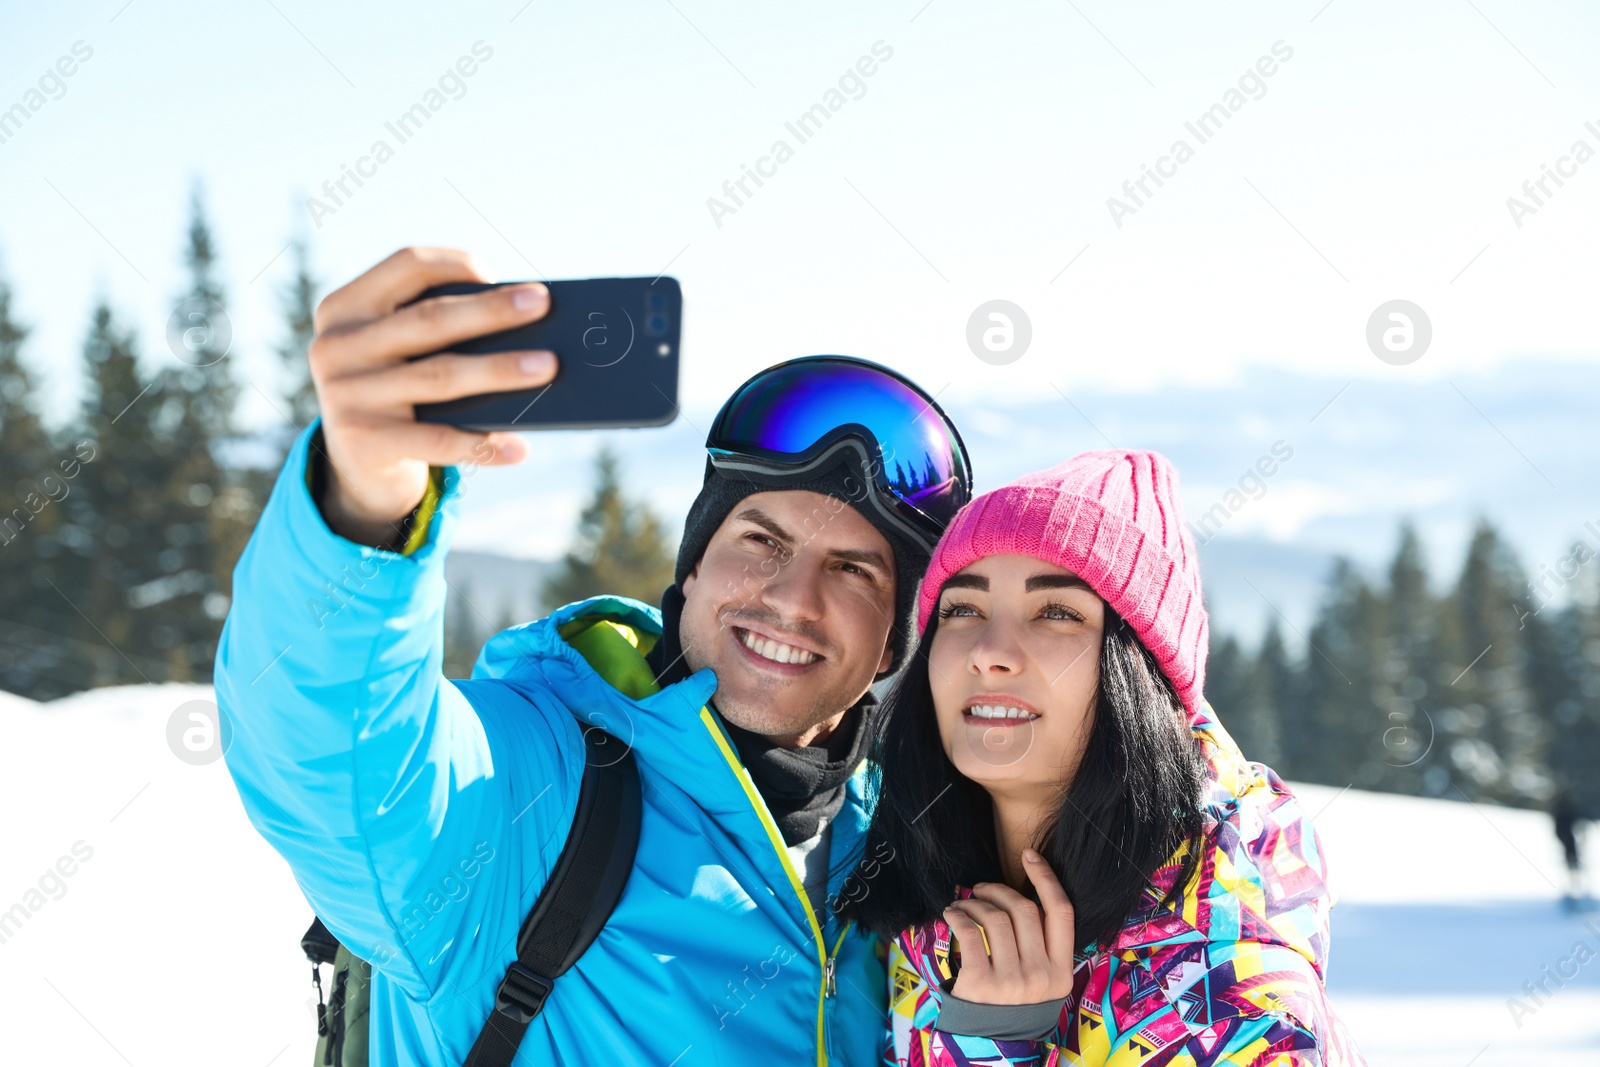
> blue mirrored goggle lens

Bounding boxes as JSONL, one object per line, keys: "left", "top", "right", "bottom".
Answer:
{"left": 711, "top": 360, "right": 969, "bottom": 525}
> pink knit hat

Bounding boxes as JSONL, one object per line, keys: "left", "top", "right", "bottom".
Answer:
{"left": 914, "top": 450, "right": 1209, "bottom": 718}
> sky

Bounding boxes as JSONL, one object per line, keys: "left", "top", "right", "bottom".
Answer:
{"left": 3, "top": 0, "right": 1600, "bottom": 639}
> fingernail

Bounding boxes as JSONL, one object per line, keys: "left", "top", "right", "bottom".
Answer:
{"left": 1024, "top": 849, "right": 1042, "bottom": 863}
{"left": 511, "top": 283, "right": 547, "bottom": 311}
{"left": 519, "top": 352, "right": 554, "bottom": 375}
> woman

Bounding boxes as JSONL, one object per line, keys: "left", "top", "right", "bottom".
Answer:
{"left": 840, "top": 451, "right": 1364, "bottom": 1066}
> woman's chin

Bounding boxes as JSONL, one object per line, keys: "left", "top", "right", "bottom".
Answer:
{"left": 943, "top": 716, "right": 1042, "bottom": 777}
{"left": 946, "top": 749, "right": 1037, "bottom": 788}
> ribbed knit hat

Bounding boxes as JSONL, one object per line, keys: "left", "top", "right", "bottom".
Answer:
{"left": 914, "top": 450, "right": 1209, "bottom": 718}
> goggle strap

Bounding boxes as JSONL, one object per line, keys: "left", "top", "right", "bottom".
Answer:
{"left": 707, "top": 435, "right": 938, "bottom": 555}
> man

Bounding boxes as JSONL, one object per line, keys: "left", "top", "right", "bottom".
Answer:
{"left": 215, "top": 247, "right": 972, "bottom": 1065}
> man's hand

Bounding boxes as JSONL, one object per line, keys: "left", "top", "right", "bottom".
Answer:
{"left": 943, "top": 849, "right": 1077, "bottom": 1006}
{"left": 308, "top": 247, "right": 558, "bottom": 547}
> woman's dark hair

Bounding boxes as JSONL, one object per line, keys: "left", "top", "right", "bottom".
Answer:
{"left": 838, "top": 604, "right": 1207, "bottom": 952}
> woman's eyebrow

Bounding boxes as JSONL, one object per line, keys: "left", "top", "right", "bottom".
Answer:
{"left": 1024, "top": 574, "right": 1094, "bottom": 593}
{"left": 942, "top": 573, "right": 1094, "bottom": 593}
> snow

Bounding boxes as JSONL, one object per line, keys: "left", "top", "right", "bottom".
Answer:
{"left": 1, "top": 686, "right": 1595, "bottom": 1064}
{"left": 1295, "top": 783, "right": 1600, "bottom": 1065}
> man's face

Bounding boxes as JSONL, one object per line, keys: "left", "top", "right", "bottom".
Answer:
{"left": 679, "top": 490, "right": 897, "bottom": 745}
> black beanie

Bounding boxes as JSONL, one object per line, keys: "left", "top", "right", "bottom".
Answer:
{"left": 673, "top": 455, "right": 928, "bottom": 676}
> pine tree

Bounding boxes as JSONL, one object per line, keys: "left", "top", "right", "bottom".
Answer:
{"left": 1523, "top": 595, "right": 1590, "bottom": 813}
{"left": 1203, "top": 626, "right": 1284, "bottom": 769}
{"left": 0, "top": 276, "right": 73, "bottom": 697}
{"left": 0, "top": 277, "right": 49, "bottom": 510}
{"left": 1203, "top": 632, "right": 1251, "bottom": 728}
{"left": 1371, "top": 523, "right": 1446, "bottom": 795}
{"left": 1298, "top": 559, "right": 1383, "bottom": 787}
{"left": 541, "top": 446, "right": 676, "bottom": 609}
{"left": 60, "top": 301, "right": 172, "bottom": 686}
{"left": 1537, "top": 563, "right": 1600, "bottom": 817}
{"left": 275, "top": 235, "right": 320, "bottom": 434}
{"left": 1243, "top": 620, "right": 1292, "bottom": 770}
{"left": 162, "top": 185, "right": 238, "bottom": 437}
{"left": 1437, "top": 521, "right": 1544, "bottom": 804}
{"left": 144, "top": 185, "right": 253, "bottom": 678}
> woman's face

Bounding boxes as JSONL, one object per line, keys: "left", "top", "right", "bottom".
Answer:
{"left": 928, "top": 554, "right": 1105, "bottom": 797}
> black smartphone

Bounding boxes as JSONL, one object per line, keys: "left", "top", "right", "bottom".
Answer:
{"left": 410, "top": 277, "right": 682, "bottom": 432}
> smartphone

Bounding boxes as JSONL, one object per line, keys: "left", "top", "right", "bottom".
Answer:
{"left": 410, "top": 277, "right": 682, "bottom": 432}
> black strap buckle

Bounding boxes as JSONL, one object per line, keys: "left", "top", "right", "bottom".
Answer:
{"left": 494, "top": 963, "right": 554, "bottom": 1025}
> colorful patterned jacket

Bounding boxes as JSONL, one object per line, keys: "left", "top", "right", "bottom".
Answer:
{"left": 885, "top": 702, "right": 1366, "bottom": 1066}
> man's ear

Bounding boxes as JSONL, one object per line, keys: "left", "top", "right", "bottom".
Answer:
{"left": 876, "top": 637, "right": 894, "bottom": 676}
{"left": 681, "top": 566, "right": 697, "bottom": 597}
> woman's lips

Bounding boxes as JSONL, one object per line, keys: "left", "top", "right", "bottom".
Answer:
{"left": 962, "top": 715, "right": 1036, "bottom": 729}
{"left": 962, "top": 698, "right": 1041, "bottom": 728}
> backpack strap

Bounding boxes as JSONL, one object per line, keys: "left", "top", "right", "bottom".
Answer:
{"left": 461, "top": 724, "right": 642, "bottom": 1067}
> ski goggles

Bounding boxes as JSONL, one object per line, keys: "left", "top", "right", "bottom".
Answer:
{"left": 705, "top": 355, "right": 973, "bottom": 555}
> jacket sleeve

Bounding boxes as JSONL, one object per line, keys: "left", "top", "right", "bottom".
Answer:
{"left": 1105, "top": 936, "right": 1336, "bottom": 1066}
{"left": 885, "top": 936, "right": 1061, "bottom": 1067}
{"left": 214, "top": 425, "right": 582, "bottom": 1001}
{"left": 901, "top": 996, "right": 1319, "bottom": 1067}
{"left": 1191, "top": 1015, "right": 1327, "bottom": 1066}
{"left": 886, "top": 933, "right": 1339, "bottom": 1067}
{"left": 1178, "top": 938, "right": 1347, "bottom": 1066}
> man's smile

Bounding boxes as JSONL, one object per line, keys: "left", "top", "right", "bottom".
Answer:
{"left": 731, "top": 624, "right": 825, "bottom": 671}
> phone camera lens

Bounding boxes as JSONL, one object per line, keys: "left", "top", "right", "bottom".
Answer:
{"left": 645, "top": 313, "right": 668, "bottom": 336}
{"left": 645, "top": 290, "right": 668, "bottom": 312}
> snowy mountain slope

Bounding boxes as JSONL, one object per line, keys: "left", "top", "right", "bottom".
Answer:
{"left": 0, "top": 683, "right": 315, "bottom": 1066}
{"left": 1, "top": 686, "right": 1594, "bottom": 1065}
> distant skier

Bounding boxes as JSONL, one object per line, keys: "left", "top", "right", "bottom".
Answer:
{"left": 1553, "top": 792, "right": 1589, "bottom": 911}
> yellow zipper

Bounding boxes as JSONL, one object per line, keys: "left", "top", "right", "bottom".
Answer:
{"left": 700, "top": 707, "right": 855, "bottom": 1066}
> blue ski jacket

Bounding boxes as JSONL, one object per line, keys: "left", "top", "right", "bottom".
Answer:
{"left": 214, "top": 426, "right": 886, "bottom": 1065}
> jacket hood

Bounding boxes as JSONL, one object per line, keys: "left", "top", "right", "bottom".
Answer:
{"left": 1110, "top": 703, "right": 1335, "bottom": 973}
{"left": 471, "top": 595, "right": 741, "bottom": 820}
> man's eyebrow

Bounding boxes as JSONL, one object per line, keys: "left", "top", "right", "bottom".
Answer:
{"left": 732, "top": 507, "right": 796, "bottom": 549}
{"left": 829, "top": 545, "right": 892, "bottom": 577}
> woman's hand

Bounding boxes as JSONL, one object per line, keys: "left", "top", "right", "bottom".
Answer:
{"left": 943, "top": 849, "right": 1077, "bottom": 1005}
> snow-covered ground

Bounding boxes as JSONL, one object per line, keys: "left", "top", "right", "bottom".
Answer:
{"left": 1292, "top": 782, "right": 1600, "bottom": 1066}
{"left": 1, "top": 684, "right": 1595, "bottom": 1065}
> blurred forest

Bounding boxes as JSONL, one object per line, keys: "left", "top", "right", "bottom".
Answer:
{"left": 1, "top": 187, "right": 1596, "bottom": 817}
{"left": 0, "top": 188, "right": 301, "bottom": 698}
{"left": 0, "top": 186, "right": 675, "bottom": 699}
{"left": 1207, "top": 522, "right": 1600, "bottom": 816}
